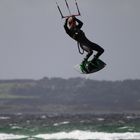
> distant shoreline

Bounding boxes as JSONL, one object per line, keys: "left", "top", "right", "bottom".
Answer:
{"left": 0, "top": 77, "right": 140, "bottom": 114}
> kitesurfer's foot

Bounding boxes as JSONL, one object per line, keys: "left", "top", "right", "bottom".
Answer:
{"left": 91, "top": 55, "right": 98, "bottom": 67}
{"left": 80, "top": 60, "right": 88, "bottom": 73}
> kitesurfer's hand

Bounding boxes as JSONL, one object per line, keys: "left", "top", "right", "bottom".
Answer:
{"left": 72, "top": 15, "right": 76, "bottom": 21}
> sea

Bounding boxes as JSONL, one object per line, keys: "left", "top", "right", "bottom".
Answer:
{"left": 0, "top": 113, "right": 140, "bottom": 140}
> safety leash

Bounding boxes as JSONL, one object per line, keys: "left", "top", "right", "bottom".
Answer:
{"left": 77, "top": 42, "right": 84, "bottom": 55}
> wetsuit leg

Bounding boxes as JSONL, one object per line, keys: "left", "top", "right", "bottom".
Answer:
{"left": 79, "top": 37, "right": 104, "bottom": 72}
{"left": 93, "top": 44, "right": 104, "bottom": 59}
{"left": 77, "top": 35, "right": 104, "bottom": 72}
{"left": 80, "top": 43, "right": 93, "bottom": 61}
{"left": 79, "top": 35, "right": 104, "bottom": 56}
{"left": 85, "top": 51, "right": 93, "bottom": 61}
{"left": 79, "top": 44, "right": 93, "bottom": 73}
{"left": 88, "top": 41, "right": 104, "bottom": 58}
{"left": 81, "top": 37, "right": 104, "bottom": 61}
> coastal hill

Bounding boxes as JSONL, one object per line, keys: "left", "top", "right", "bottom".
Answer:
{"left": 0, "top": 77, "right": 140, "bottom": 114}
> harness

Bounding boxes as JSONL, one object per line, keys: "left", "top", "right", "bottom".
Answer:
{"left": 71, "top": 29, "right": 85, "bottom": 55}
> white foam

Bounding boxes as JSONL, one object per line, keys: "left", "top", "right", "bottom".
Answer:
{"left": 53, "top": 121, "right": 70, "bottom": 126}
{"left": 11, "top": 126, "right": 22, "bottom": 129}
{"left": 97, "top": 117, "right": 105, "bottom": 121}
{"left": 0, "top": 133, "right": 28, "bottom": 140}
{"left": 0, "top": 117, "right": 10, "bottom": 120}
{"left": 35, "top": 130, "right": 140, "bottom": 140}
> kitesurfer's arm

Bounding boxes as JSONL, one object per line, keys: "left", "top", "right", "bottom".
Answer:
{"left": 64, "top": 18, "right": 72, "bottom": 36}
{"left": 74, "top": 17, "right": 83, "bottom": 29}
{"left": 64, "top": 18, "right": 73, "bottom": 37}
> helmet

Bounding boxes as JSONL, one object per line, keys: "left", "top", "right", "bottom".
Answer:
{"left": 68, "top": 17, "right": 76, "bottom": 28}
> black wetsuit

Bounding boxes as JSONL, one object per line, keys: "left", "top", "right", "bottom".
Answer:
{"left": 64, "top": 18, "right": 104, "bottom": 62}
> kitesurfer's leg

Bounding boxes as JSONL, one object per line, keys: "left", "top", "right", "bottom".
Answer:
{"left": 85, "top": 51, "right": 93, "bottom": 61}
{"left": 87, "top": 45, "right": 104, "bottom": 71}
{"left": 80, "top": 36, "right": 104, "bottom": 62}
{"left": 82, "top": 40, "right": 104, "bottom": 71}
{"left": 78, "top": 36, "right": 104, "bottom": 72}
{"left": 91, "top": 45, "right": 104, "bottom": 63}
{"left": 80, "top": 43, "right": 93, "bottom": 73}
{"left": 81, "top": 51, "right": 93, "bottom": 73}
{"left": 84, "top": 40, "right": 104, "bottom": 63}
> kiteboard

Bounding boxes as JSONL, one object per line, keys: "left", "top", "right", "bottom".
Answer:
{"left": 74, "top": 59, "right": 106, "bottom": 74}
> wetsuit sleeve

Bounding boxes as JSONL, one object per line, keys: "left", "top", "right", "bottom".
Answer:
{"left": 75, "top": 18, "right": 83, "bottom": 29}
{"left": 64, "top": 18, "right": 71, "bottom": 35}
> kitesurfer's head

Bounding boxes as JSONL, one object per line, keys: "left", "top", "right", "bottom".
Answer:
{"left": 68, "top": 16, "right": 76, "bottom": 28}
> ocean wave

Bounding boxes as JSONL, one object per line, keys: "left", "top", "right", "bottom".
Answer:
{"left": 0, "top": 131, "right": 140, "bottom": 140}
{"left": 0, "top": 117, "right": 10, "bottom": 120}
{"left": 35, "top": 130, "right": 140, "bottom": 140}
{"left": 0, "top": 133, "right": 28, "bottom": 140}
{"left": 53, "top": 121, "right": 70, "bottom": 126}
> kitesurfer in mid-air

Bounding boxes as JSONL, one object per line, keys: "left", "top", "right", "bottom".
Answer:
{"left": 64, "top": 16, "right": 104, "bottom": 72}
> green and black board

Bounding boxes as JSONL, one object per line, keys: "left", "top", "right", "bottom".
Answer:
{"left": 74, "top": 59, "right": 106, "bottom": 74}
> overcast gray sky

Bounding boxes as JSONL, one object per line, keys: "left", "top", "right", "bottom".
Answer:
{"left": 0, "top": 0, "right": 140, "bottom": 81}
